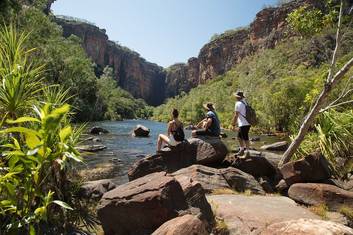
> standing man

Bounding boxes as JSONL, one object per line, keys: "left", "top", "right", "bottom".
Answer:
{"left": 192, "top": 102, "right": 221, "bottom": 137}
{"left": 232, "top": 91, "right": 251, "bottom": 156}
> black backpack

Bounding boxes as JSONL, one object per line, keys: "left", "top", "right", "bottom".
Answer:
{"left": 241, "top": 101, "right": 258, "bottom": 126}
{"left": 173, "top": 125, "right": 185, "bottom": 142}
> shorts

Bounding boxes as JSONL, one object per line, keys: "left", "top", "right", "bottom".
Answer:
{"left": 167, "top": 135, "right": 180, "bottom": 146}
{"left": 195, "top": 129, "right": 218, "bottom": 137}
{"left": 238, "top": 125, "right": 250, "bottom": 141}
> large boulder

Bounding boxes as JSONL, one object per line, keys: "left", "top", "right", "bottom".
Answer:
{"left": 322, "top": 176, "right": 353, "bottom": 192}
{"left": 189, "top": 136, "right": 228, "bottom": 165}
{"left": 128, "top": 142, "right": 197, "bottom": 181}
{"left": 152, "top": 215, "right": 208, "bottom": 235}
{"left": 288, "top": 183, "right": 353, "bottom": 211}
{"left": 280, "top": 152, "right": 331, "bottom": 186}
{"left": 207, "top": 194, "right": 320, "bottom": 235}
{"left": 133, "top": 124, "right": 150, "bottom": 137}
{"left": 260, "top": 141, "right": 288, "bottom": 151}
{"left": 90, "top": 126, "right": 109, "bottom": 135}
{"left": 80, "top": 179, "right": 116, "bottom": 199}
{"left": 261, "top": 219, "right": 353, "bottom": 235}
{"left": 97, "top": 172, "right": 188, "bottom": 235}
{"left": 173, "top": 174, "right": 214, "bottom": 223}
{"left": 128, "top": 137, "right": 228, "bottom": 181}
{"left": 230, "top": 154, "right": 277, "bottom": 178}
{"left": 171, "top": 165, "right": 265, "bottom": 195}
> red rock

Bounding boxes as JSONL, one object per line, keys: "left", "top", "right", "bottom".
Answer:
{"left": 152, "top": 215, "right": 208, "bottom": 235}
{"left": 288, "top": 183, "right": 353, "bottom": 210}
{"left": 171, "top": 165, "right": 265, "bottom": 195}
{"left": 174, "top": 174, "right": 214, "bottom": 223}
{"left": 207, "top": 194, "right": 320, "bottom": 234}
{"left": 261, "top": 218, "right": 353, "bottom": 235}
{"left": 97, "top": 172, "right": 188, "bottom": 235}
{"left": 54, "top": 18, "right": 166, "bottom": 106}
{"left": 280, "top": 152, "right": 331, "bottom": 186}
{"left": 128, "top": 137, "right": 228, "bottom": 181}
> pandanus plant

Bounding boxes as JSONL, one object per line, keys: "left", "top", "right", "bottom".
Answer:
{"left": 0, "top": 24, "right": 43, "bottom": 124}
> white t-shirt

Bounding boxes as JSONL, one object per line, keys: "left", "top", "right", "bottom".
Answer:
{"left": 235, "top": 100, "right": 250, "bottom": 127}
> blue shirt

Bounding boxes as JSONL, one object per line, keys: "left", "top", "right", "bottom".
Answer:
{"left": 206, "top": 111, "right": 221, "bottom": 136}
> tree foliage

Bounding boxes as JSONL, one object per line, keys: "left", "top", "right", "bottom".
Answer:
{"left": 96, "top": 67, "right": 152, "bottom": 120}
{"left": 0, "top": 24, "right": 97, "bottom": 234}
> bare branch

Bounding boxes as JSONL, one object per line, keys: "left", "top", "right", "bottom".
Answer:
{"left": 320, "top": 100, "right": 353, "bottom": 113}
{"left": 279, "top": 0, "right": 349, "bottom": 166}
{"left": 327, "top": 0, "right": 344, "bottom": 83}
{"left": 321, "top": 76, "right": 353, "bottom": 112}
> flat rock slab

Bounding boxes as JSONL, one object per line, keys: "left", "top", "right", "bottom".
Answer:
{"left": 207, "top": 194, "right": 319, "bottom": 235}
{"left": 261, "top": 218, "right": 353, "bottom": 235}
{"left": 288, "top": 183, "right": 353, "bottom": 211}
{"left": 76, "top": 144, "right": 107, "bottom": 152}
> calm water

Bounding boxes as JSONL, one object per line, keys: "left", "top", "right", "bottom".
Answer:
{"left": 80, "top": 119, "right": 285, "bottom": 185}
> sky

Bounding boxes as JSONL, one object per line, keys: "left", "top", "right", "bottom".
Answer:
{"left": 52, "top": 0, "right": 278, "bottom": 67}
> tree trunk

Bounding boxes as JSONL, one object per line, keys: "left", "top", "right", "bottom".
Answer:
{"left": 279, "top": 56, "right": 353, "bottom": 166}
{"left": 278, "top": 0, "right": 353, "bottom": 166}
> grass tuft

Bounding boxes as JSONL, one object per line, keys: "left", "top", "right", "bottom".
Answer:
{"left": 309, "top": 204, "right": 328, "bottom": 219}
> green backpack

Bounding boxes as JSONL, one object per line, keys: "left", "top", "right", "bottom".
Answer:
{"left": 240, "top": 101, "right": 258, "bottom": 126}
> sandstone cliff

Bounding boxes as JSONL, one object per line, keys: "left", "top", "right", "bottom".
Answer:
{"left": 55, "top": 17, "right": 166, "bottom": 106}
{"left": 165, "top": 0, "right": 325, "bottom": 95}
{"left": 53, "top": 0, "right": 324, "bottom": 104}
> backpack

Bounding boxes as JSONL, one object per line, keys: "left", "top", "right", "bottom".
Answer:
{"left": 241, "top": 101, "right": 258, "bottom": 126}
{"left": 173, "top": 124, "right": 185, "bottom": 142}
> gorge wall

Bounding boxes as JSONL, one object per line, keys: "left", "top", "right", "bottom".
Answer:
{"left": 53, "top": 0, "right": 323, "bottom": 105}
{"left": 164, "top": 0, "right": 325, "bottom": 97}
{"left": 55, "top": 18, "right": 166, "bottom": 106}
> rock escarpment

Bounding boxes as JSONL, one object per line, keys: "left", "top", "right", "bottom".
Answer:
{"left": 164, "top": 0, "right": 325, "bottom": 97}
{"left": 52, "top": 0, "right": 326, "bottom": 103}
{"left": 55, "top": 17, "right": 166, "bottom": 106}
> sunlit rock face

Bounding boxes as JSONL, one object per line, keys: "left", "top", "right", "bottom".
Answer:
{"left": 51, "top": 0, "right": 324, "bottom": 102}
{"left": 55, "top": 18, "right": 166, "bottom": 106}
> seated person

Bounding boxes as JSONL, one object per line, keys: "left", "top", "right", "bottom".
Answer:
{"left": 157, "top": 109, "right": 185, "bottom": 151}
{"left": 192, "top": 103, "right": 221, "bottom": 137}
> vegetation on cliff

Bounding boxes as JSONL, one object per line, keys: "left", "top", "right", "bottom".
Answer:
{"left": 4, "top": 3, "right": 151, "bottom": 122}
{"left": 154, "top": 30, "right": 353, "bottom": 130}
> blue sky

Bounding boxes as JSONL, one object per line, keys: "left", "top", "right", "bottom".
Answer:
{"left": 52, "top": 0, "right": 278, "bottom": 67}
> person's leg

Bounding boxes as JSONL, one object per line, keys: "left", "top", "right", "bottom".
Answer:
{"left": 243, "top": 126, "right": 251, "bottom": 156}
{"left": 237, "top": 128, "right": 245, "bottom": 155}
{"left": 192, "top": 129, "right": 208, "bottom": 138}
{"left": 157, "top": 134, "right": 170, "bottom": 151}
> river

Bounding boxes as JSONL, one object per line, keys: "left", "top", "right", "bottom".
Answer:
{"left": 79, "top": 119, "right": 285, "bottom": 185}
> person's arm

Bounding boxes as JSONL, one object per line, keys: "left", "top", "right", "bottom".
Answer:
{"left": 232, "top": 102, "right": 240, "bottom": 130}
{"left": 167, "top": 122, "right": 172, "bottom": 136}
{"left": 196, "top": 118, "right": 207, "bottom": 128}
{"left": 205, "top": 117, "right": 212, "bottom": 130}
{"left": 232, "top": 111, "right": 239, "bottom": 126}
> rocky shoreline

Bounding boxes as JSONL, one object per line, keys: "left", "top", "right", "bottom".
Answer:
{"left": 80, "top": 131, "right": 353, "bottom": 235}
